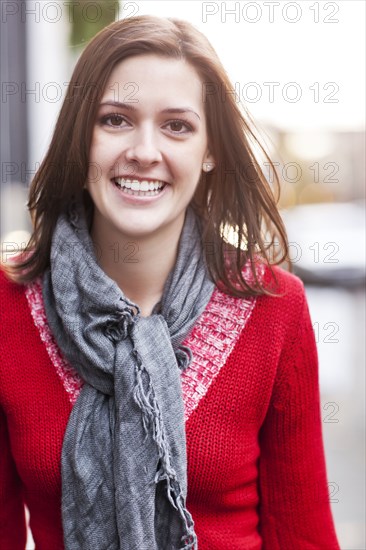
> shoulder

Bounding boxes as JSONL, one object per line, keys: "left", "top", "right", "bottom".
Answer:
{"left": 0, "top": 266, "right": 24, "bottom": 296}
{"left": 227, "top": 260, "right": 307, "bottom": 312}
{"left": 0, "top": 267, "right": 32, "bottom": 325}
{"left": 262, "top": 263, "right": 305, "bottom": 299}
{"left": 249, "top": 263, "right": 310, "bottom": 339}
{"left": 258, "top": 265, "right": 306, "bottom": 311}
{"left": 214, "top": 262, "right": 307, "bottom": 319}
{"left": 210, "top": 263, "right": 308, "bottom": 346}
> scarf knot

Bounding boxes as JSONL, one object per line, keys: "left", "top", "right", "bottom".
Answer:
{"left": 103, "top": 304, "right": 138, "bottom": 343}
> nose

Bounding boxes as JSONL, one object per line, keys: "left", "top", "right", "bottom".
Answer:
{"left": 124, "top": 125, "right": 163, "bottom": 167}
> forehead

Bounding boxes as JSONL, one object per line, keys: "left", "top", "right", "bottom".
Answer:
{"left": 101, "top": 54, "right": 204, "bottom": 111}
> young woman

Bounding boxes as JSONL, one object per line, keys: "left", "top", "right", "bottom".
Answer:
{"left": 0, "top": 15, "right": 340, "bottom": 550}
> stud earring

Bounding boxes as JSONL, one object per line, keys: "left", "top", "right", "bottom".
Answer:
{"left": 202, "top": 162, "right": 215, "bottom": 172}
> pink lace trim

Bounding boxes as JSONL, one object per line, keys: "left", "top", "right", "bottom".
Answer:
{"left": 25, "top": 278, "right": 83, "bottom": 405}
{"left": 25, "top": 266, "right": 261, "bottom": 418}
{"left": 180, "top": 268, "right": 260, "bottom": 420}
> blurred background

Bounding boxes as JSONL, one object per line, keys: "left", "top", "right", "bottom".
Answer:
{"left": 1, "top": 1, "right": 365, "bottom": 548}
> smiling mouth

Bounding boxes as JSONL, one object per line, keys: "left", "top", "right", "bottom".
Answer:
{"left": 113, "top": 177, "right": 167, "bottom": 196}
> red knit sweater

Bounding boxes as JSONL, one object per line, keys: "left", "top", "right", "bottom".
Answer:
{"left": 0, "top": 265, "right": 340, "bottom": 550}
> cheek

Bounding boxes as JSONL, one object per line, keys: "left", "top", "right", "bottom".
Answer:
{"left": 170, "top": 147, "right": 205, "bottom": 176}
{"left": 86, "top": 162, "right": 103, "bottom": 189}
{"left": 87, "top": 140, "right": 115, "bottom": 184}
{"left": 88, "top": 130, "right": 116, "bottom": 164}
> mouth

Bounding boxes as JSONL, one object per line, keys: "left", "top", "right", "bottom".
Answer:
{"left": 112, "top": 177, "right": 168, "bottom": 197}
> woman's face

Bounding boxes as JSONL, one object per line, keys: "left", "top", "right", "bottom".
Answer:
{"left": 86, "top": 54, "right": 215, "bottom": 243}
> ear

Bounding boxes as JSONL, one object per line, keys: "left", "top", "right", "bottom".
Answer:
{"left": 202, "top": 150, "right": 216, "bottom": 173}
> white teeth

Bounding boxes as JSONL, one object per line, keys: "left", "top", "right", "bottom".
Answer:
{"left": 115, "top": 177, "right": 165, "bottom": 191}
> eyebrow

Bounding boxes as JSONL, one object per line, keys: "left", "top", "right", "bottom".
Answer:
{"left": 99, "top": 101, "right": 201, "bottom": 120}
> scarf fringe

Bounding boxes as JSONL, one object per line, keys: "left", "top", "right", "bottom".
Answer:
{"left": 132, "top": 342, "right": 198, "bottom": 549}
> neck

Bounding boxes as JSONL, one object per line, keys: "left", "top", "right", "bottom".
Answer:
{"left": 90, "top": 215, "right": 185, "bottom": 316}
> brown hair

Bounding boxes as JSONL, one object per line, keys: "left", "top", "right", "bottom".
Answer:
{"left": 7, "top": 15, "right": 290, "bottom": 296}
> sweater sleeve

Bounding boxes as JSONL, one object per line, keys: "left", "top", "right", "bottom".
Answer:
{"left": 257, "top": 285, "right": 341, "bottom": 549}
{"left": 0, "top": 404, "right": 27, "bottom": 549}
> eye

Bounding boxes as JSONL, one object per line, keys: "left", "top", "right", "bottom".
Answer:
{"left": 164, "top": 119, "right": 193, "bottom": 134}
{"left": 99, "top": 113, "right": 129, "bottom": 128}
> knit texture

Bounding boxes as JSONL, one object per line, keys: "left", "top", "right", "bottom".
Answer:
{"left": 0, "top": 265, "right": 341, "bottom": 550}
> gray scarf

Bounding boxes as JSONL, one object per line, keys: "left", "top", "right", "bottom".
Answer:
{"left": 42, "top": 202, "right": 214, "bottom": 549}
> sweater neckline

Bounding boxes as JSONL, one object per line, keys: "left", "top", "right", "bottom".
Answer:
{"left": 24, "top": 265, "right": 262, "bottom": 420}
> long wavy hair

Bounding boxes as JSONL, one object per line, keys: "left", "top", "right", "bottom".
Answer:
{"left": 7, "top": 15, "right": 290, "bottom": 296}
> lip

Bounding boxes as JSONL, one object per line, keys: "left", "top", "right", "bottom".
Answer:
{"left": 111, "top": 178, "right": 170, "bottom": 205}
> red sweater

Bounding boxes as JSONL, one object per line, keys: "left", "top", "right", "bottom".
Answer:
{"left": 0, "top": 265, "right": 340, "bottom": 549}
